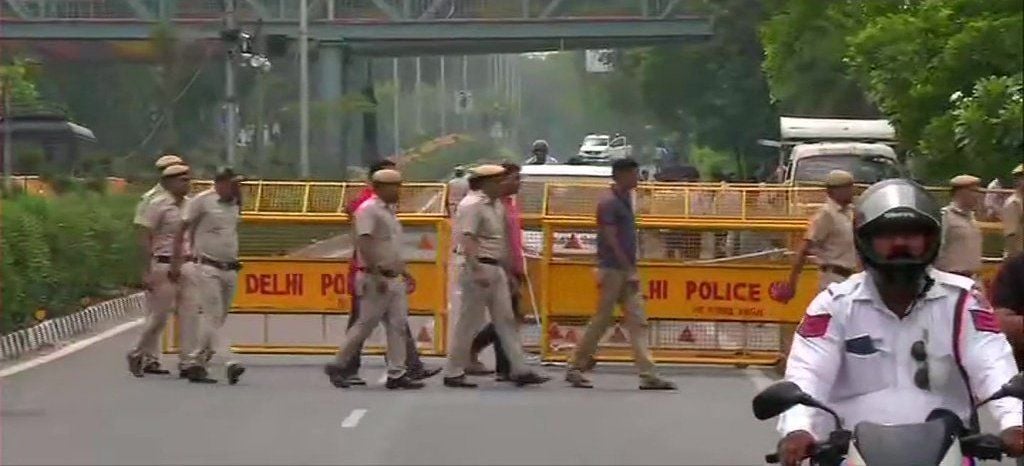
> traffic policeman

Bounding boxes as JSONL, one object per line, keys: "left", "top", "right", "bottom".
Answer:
{"left": 1002, "top": 164, "right": 1024, "bottom": 257}
{"left": 324, "top": 169, "right": 424, "bottom": 390}
{"left": 127, "top": 164, "right": 193, "bottom": 377}
{"left": 564, "top": 157, "right": 675, "bottom": 390}
{"left": 131, "top": 154, "right": 189, "bottom": 375}
{"left": 934, "top": 175, "right": 985, "bottom": 282}
{"left": 443, "top": 164, "right": 549, "bottom": 388}
{"left": 775, "top": 179, "right": 1023, "bottom": 465}
{"left": 172, "top": 166, "right": 246, "bottom": 385}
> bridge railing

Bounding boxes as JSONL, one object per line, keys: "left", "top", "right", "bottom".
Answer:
{"left": 5, "top": 0, "right": 703, "bottom": 21}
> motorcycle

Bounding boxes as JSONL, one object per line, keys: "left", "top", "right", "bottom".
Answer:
{"left": 752, "top": 372, "right": 1024, "bottom": 466}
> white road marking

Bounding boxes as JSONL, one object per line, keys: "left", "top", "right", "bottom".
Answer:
{"left": 744, "top": 368, "right": 777, "bottom": 392}
{"left": 0, "top": 318, "right": 144, "bottom": 378}
{"left": 341, "top": 409, "right": 367, "bottom": 428}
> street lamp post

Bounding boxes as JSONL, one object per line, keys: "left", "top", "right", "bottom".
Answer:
{"left": 299, "top": 0, "right": 310, "bottom": 177}
{"left": 2, "top": 79, "right": 12, "bottom": 192}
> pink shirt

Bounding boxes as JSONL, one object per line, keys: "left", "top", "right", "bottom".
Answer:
{"left": 503, "top": 196, "right": 524, "bottom": 276}
{"left": 347, "top": 187, "right": 376, "bottom": 293}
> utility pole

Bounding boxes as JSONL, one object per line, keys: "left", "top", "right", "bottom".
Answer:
{"left": 3, "top": 79, "right": 12, "bottom": 192}
{"left": 461, "top": 55, "right": 468, "bottom": 131}
{"left": 414, "top": 57, "right": 422, "bottom": 135}
{"left": 439, "top": 56, "right": 447, "bottom": 135}
{"left": 225, "top": 0, "right": 238, "bottom": 167}
{"left": 393, "top": 58, "right": 400, "bottom": 156}
{"left": 299, "top": 0, "right": 310, "bottom": 177}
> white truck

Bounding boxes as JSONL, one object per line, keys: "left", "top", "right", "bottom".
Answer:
{"left": 764, "top": 117, "right": 905, "bottom": 185}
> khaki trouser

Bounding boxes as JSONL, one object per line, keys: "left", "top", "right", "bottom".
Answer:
{"left": 334, "top": 272, "right": 408, "bottom": 378}
{"left": 131, "top": 261, "right": 195, "bottom": 367}
{"left": 445, "top": 263, "right": 529, "bottom": 378}
{"left": 569, "top": 268, "right": 656, "bottom": 379}
{"left": 182, "top": 262, "right": 238, "bottom": 369}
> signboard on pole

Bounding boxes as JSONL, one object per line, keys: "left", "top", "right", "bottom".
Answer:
{"left": 454, "top": 90, "right": 473, "bottom": 115}
{"left": 585, "top": 50, "right": 615, "bottom": 73}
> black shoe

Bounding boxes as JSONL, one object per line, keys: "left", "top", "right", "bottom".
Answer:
{"left": 127, "top": 354, "right": 144, "bottom": 378}
{"left": 143, "top": 362, "right": 170, "bottom": 375}
{"left": 345, "top": 375, "right": 367, "bottom": 386}
{"left": 386, "top": 375, "right": 425, "bottom": 390}
{"left": 512, "top": 372, "right": 551, "bottom": 387}
{"left": 184, "top": 366, "right": 217, "bottom": 384}
{"left": 226, "top": 364, "right": 245, "bottom": 385}
{"left": 495, "top": 373, "right": 511, "bottom": 382}
{"left": 324, "top": 364, "right": 353, "bottom": 388}
{"left": 443, "top": 375, "right": 477, "bottom": 388}
{"left": 409, "top": 366, "right": 442, "bottom": 381}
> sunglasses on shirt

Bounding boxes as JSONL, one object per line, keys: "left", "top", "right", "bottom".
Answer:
{"left": 912, "top": 339, "right": 930, "bottom": 391}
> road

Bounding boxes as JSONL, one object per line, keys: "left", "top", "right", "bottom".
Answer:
{"left": 2, "top": 323, "right": 1019, "bottom": 465}
{"left": 2, "top": 324, "right": 782, "bottom": 465}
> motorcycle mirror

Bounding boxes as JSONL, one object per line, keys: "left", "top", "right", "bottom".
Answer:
{"left": 752, "top": 381, "right": 812, "bottom": 420}
{"left": 977, "top": 373, "right": 1024, "bottom": 407}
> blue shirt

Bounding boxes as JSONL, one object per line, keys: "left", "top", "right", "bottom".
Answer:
{"left": 596, "top": 188, "right": 637, "bottom": 269}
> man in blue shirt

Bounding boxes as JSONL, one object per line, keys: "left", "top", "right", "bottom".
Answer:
{"left": 564, "top": 157, "right": 676, "bottom": 390}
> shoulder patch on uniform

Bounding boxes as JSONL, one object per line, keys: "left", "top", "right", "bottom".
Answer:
{"left": 970, "top": 310, "right": 1001, "bottom": 333}
{"left": 797, "top": 314, "right": 832, "bottom": 338}
{"left": 931, "top": 269, "right": 974, "bottom": 291}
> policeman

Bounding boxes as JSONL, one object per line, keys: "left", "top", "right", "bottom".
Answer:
{"left": 1002, "top": 164, "right": 1024, "bottom": 257}
{"left": 777, "top": 169, "right": 858, "bottom": 302}
{"left": 443, "top": 164, "right": 549, "bottom": 388}
{"left": 446, "top": 165, "right": 469, "bottom": 218}
{"left": 775, "top": 179, "right": 1024, "bottom": 465}
{"left": 340, "top": 160, "right": 439, "bottom": 386}
{"left": 324, "top": 169, "right": 424, "bottom": 390}
{"left": 127, "top": 164, "right": 193, "bottom": 377}
{"left": 934, "top": 175, "right": 984, "bottom": 281}
{"left": 172, "top": 166, "right": 246, "bottom": 385}
{"left": 131, "top": 154, "right": 188, "bottom": 375}
{"left": 564, "top": 157, "right": 676, "bottom": 390}
{"left": 449, "top": 172, "right": 485, "bottom": 362}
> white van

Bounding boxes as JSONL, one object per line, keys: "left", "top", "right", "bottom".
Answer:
{"left": 768, "top": 117, "right": 905, "bottom": 185}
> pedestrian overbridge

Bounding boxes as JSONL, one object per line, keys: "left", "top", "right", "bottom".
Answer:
{"left": 162, "top": 179, "right": 1009, "bottom": 367}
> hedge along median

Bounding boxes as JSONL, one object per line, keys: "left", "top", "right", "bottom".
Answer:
{"left": 1, "top": 190, "right": 143, "bottom": 333}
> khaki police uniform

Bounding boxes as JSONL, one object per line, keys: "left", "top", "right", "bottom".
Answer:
{"left": 445, "top": 174, "right": 533, "bottom": 380}
{"left": 180, "top": 188, "right": 242, "bottom": 373}
{"left": 133, "top": 155, "right": 184, "bottom": 227}
{"left": 806, "top": 173, "right": 857, "bottom": 291}
{"left": 935, "top": 175, "right": 984, "bottom": 281}
{"left": 332, "top": 193, "right": 411, "bottom": 379}
{"left": 1003, "top": 193, "right": 1023, "bottom": 258}
{"left": 131, "top": 188, "right": 195, "bottom": 367}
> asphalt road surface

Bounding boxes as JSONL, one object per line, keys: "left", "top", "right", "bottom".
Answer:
{"left": 2, "top": 324, "right": 1019, "bottom": 465}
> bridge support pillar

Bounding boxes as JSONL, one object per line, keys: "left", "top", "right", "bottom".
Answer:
{"left": 342, "top": 54, "right": 373, "bottom": 171}
{"left": 315, "top": 44, "right": 344, "bottom": 177}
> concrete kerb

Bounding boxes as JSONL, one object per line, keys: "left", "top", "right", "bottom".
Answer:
{"left": 0, "top": 293, "right": 146, "bottom": 361}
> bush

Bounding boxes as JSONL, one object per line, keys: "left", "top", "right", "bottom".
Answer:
{"left": 1, "top": 192, "right": 141, "bottom": 333}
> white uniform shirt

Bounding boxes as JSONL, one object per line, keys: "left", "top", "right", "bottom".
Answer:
{"left": 778, "top": 270, "right": 1023, "bottom": 440}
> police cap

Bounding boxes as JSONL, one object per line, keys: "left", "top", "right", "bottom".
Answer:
{"left": 824, "top": 170, "right": 854, "bottom": 188}
{"left": 162, "top": 164, "right": 190, "bottom": 177}
{"left": 155, "top": 155, "right": 184, "bottom": 169}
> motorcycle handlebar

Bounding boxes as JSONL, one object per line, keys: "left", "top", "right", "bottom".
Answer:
{"left": 766, "top": 432, "right": 1007, "bottom": 464}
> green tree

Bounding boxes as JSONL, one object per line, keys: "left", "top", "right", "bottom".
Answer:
{"left": 760, "top": 0, "right": 900, "bottom": 117}
{"left": 0, "top": 60, "right": 42, "bottom": 108}
{"left": 636, "top": 0, "right": 778, "bottom": 178}
{"left": 847, "top": 0, "right": 1023, "bottom": 158}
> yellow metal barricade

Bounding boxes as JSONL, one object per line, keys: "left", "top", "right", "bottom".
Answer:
{"left": 164, "top": 179, "right": 1007, "bottom": 368}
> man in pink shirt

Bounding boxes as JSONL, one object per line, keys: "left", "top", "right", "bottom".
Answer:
{"left": 469, "top": 162, "right": 526, "bottom": 380}
{"left": 340, "top": 159, "right": 440, "bottom": 385}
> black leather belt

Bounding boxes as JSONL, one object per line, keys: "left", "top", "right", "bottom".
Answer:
{"left": 478, "top": 257, "right": 500, "bottom": 266}
{"left": 152, "top": 255, "right": 192, "bottom": 264}
{"left": 820, "top": 264, "right": 854, "bottom": 278}
{"left": 195, "top": 256, "right": 242, "bottom": 271}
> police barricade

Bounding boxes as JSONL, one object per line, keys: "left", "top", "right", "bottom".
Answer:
{"left": 524, "top": 182, "right": 1009, "bottom": 367}
{"left": 162, "top": 180, "right": 449, "bottom": 357}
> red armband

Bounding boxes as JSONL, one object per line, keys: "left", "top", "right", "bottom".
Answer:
{"left": 796, "top": 314, "right": 831, "bottom": 338}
